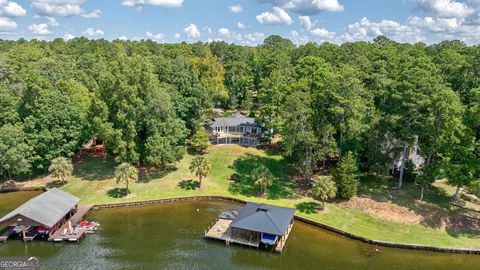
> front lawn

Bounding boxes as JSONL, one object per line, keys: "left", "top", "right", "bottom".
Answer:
{"left": 26, "top": 145, "right": 480, "bottom": 249}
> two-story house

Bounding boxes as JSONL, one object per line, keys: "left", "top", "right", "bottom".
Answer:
{"left": 206, "top": 113, "right": 262, "bottom": 146}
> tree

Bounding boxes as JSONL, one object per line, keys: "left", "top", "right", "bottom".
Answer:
{"left": 190, "top": 130, "right": 210, "bottom": 154}
{"left": 0, "top": 124, "right": 31, "bottom": 179}
{"left": 49, "top": 157, "right": 73, "bottom": 184}
{"left": 332, "top": 152, "right": 359, "bottom": 200}
{"left": 114, "top": 162, "right": 138, "bottom": 194}
{"left": 313, "top": 64, "right": 372, "bottom": 160}
{"left": 190, "top": 50, "right": 228, "bottom": 105}
{"left": 251, "top": 164, "right": 273, "bottom": 196}
{"left": 416, "top": 164, "right": 436, "bottom": 201}
{"left": 189, "top": 156, "right": 210, "bottom": 188}
{"left": 385, "top": 55, "right": 445, "bottom": 189}
{"left": 311, "top": 176, "right": 337, "bottom": 209}
{"left": 23, "top": 90, "right": 87, "bottom": 173}
{"left": 443, "top": 135, "right": 477, "bottom": 200}
{"left": 280, "top": 91, "right": 318, "bottom": 186}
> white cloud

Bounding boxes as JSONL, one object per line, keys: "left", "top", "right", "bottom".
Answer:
{"left": 310, "top": 27, "right": 335, "bottom": 39}
{"left": 122, "top": 0, "right": 183, "bottom": 8}
{"left": 183, "top": 23, "right": 200, "bottom": 39}
{"left": 237, "top": 22, "right": 246, "bottom": 29}
{"left": 46, "top": 16, "right": 59, "bottom": 27}
{"left": 256, "top": 6, "right": 293, "bottom": 25}
{"left": 407, "top": 16, "right": 480, "bottom": 41}
{"left": 83, "top": 27, "right": 104, "bottom": 36}
{"left": 0, "top": 1, "right": 26, "bottom": 17}
{"left": 218, "top": 27, "right": 230, "bottom": 36}
{"left": 0, "top": 16, "right": 16, "bottom": 31}
{"left": 256, "top": 0, "right": 344, "bottom": 15}
{"left": 63, "top": 33, "right": 75, "bottom": 40}
{"left": 32, "top": 0, "right": 84, "bottom": 16}
{"left": 408, "top": 16, "right": 459, "bottom": 32}
{"left": 298, "top": 15, "right": 313, "bottom": 30}
{"left": 174, "top": 32, "right": 181, "bottom": 38}
{"left": 342, "top": 17, "right": 424, "bottom": 43}
{"left": 229, "top": 4, "right": 242, "bottom": 13}
{"left": 146, "top": 31, "right": 165, "bottom": 41}
{"left": 28, "top": 23, "right": 51, "bottom": 35}
{"left": 31, "top": 0, "right": 102, "bottom": 18}
{"left": 81, "top": 9, "right": 101, "bottom": 19}
{"left": 414, "top": 0, "right": 474, "bottom": 18}
{"left": 243, "top": 32, "right": 266, "bottom": 45}
{"left": 290, "top": 30, "right": 309, "bottom": 44}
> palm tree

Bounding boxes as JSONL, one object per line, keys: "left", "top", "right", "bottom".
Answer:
{"left": 115, "top": 163, "right": 138, "bottom": 194}
{"left": 49, "top": 157, "right": 73, "bottom": 184}
{"left": 251, "top": 164, "right": 273, "bottom": 196}
{"left": 189, "top": 156, "right": 210, "bottom": 188}
{"left": 311, "top": 176, "right": 337, "bottom": 210}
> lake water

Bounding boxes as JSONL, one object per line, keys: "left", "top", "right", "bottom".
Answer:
{"left": 0, "top": 191, "right": 479, "bottom": 270}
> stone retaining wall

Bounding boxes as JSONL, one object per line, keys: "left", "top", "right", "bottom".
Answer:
{"left": 92, "top": 195, "right": 480, "bottom": 255}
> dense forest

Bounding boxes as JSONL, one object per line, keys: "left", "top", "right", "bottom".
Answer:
{"left": 0, "top": 36, "right": 479, "bottom": 196}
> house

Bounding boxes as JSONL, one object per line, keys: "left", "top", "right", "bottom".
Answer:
{"left": 0, "top": 188, "right": 91, "bottom": 242}
{"left": 205, "top": 203, "right": 295, "bottom": 252}
{"left": 206, "top": 113, "right": 263, "bottom": 146}
{"left": 392, "top": 145, "right": 425, "bottom": 173}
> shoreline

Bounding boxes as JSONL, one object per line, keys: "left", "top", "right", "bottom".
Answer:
{"left": 90, "top": 194, "right": 480, "bottom": 255}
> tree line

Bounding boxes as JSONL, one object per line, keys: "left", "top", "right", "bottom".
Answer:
{"left": 0, "top": 36, "right": 478, "bottom": 199}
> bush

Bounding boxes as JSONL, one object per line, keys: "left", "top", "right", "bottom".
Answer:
{"left": 333, "top": 152, "right": 359, "bottom": 200}
{"left": 468, "top": 180, "right": 480, "bottom": 197}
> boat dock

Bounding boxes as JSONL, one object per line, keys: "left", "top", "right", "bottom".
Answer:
{"left": 205, "top": 218, "right": 260, "bottom": 248}
{"left": 275, "top": 223, "right": 293, "bottom": 252}
{"left": 48, "top": 205, "right": 93, "bottom": 242}
{"left": 0, "top": 227, "right": 15, "bottom": 242}
{"left": 205, "top": 203, "right": 296, "bottom": 253}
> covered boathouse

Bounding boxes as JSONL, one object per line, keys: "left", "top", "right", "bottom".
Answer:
{"left": 0, "top": 188, "right": 92, "bottom": 242}
{"left": 205, "top": 203, "right": 295, "bottom": 253}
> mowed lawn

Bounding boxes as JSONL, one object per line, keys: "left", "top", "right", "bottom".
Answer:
{"left": 51, "top": 145, "right": 480, "bottom": 249}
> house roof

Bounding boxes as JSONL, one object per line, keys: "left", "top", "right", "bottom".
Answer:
{"left": 0, "top": 188, "right": 80, "bottom": 228}
{"left": 208, "top": 113, "right": 261, "bottom": 128}
{"left": 231, "top": 203, "right": 295, "bottom": 236}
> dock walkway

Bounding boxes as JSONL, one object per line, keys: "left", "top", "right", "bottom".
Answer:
{"left": 48, "top": 205, "right": 92, "bottom": 242}
{"left": 275, "top": 223, "right": 293, "bottom": 252}
{"left": 205, "top": 219, "right": 260, "bottom": 248}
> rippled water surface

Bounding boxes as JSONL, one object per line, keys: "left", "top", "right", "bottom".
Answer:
{"left": 1, "top": 192, "right": 479, "bottom": 270}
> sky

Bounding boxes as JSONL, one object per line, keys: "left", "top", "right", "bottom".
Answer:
{"left": 1, "top": 0, "right": 480, "bottom": 45}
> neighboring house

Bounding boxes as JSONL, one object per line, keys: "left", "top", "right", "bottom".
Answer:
{"left": 206, "top": 113, "right": 262, "bottom": 146}
{"left": 392, "top": 145, "right": 425, "bottom": 173}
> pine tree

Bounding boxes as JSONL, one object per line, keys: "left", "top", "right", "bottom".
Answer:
{"left": 333, "top": 152, "right": 359, "bottom": 200}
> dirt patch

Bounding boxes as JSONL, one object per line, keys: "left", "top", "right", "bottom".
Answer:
{"left": 339, "top": 196, "right": 480, "bottom": 234}
{"left": 339, "top": 197, "right": 422, "bottom": 224}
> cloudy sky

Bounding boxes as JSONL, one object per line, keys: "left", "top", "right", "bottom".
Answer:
{"left": 1, "top": 0, "right": 480, "bottom": 45}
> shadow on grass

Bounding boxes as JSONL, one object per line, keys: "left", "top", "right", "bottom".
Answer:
{"left": 296, "top": 202, "right": 321, "bottom": 214}
{"left": 46, "top": 180, "right": 67, "bottom": 188}
{"left": 73, "top": 156, "right": 116, "bottom": 181}
{"left": 227, "top": 153, "right": 297, "bottom": 200}
{"left": 107, "top": 188, "right": 128, "bottom": 198}
{"left": 178, "top": 180, "right": 200, "bottom": 190}
{"left": 138, "top": 166, "right": 177, "bottom": 183}
{"left": 358, "top": 175, "right": 480, "bottom": 238}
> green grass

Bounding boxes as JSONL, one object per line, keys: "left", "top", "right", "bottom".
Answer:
{"left": 55, "top": 145, "right": 480, "bottom": 249}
